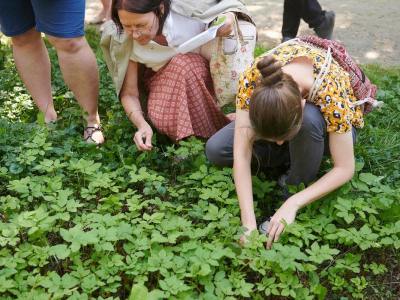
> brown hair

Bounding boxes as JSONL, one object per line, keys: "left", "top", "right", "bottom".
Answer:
{"left": 111, "top": 0, "right": 171, "bottom": 35}
{"left": 249, "top": 55, "right": 303, "bottom": 141}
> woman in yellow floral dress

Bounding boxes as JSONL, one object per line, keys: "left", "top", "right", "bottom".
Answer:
{"left": 206, "top": 40, "right": 363, "bottom": 248}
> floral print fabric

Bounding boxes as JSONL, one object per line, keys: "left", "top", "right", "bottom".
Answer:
{"left": 236, "top": 41, "right": 364, "bottom": 133}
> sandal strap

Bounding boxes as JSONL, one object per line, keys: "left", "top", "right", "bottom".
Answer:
{"left": 84, "top": 125, "right": 103, "bottom": 144}
{"left": 85, "top": 124, "right": 102, "bottom": 130}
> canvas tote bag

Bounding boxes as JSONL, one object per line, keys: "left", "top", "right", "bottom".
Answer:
{"left": 209, "top": 17, "right": 256, "bottom": 107}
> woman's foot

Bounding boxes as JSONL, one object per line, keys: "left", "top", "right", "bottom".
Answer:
{"left": 314, "top": 11, "right": 335, "bottom": 40}
{"left": 44, "top": 109, "right": 58, "bottom": 124}
{"left": 84, "top": 124, "right": 104, "bottom": 145}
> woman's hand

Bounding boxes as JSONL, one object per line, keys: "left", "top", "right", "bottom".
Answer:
{"left": 120, "top": 60, "right": 153, "bottom": 152}
{"left": 216, "top": 12, "right": 235, "bottom": 37}
{"left": 133, "top": 122, "right": 153, "bottom": 151}
{"left": 266, "top": 199, "right": 299, "bottom": 249}
{"left": 264, "top": 131, "right": 355, "bottom": 249}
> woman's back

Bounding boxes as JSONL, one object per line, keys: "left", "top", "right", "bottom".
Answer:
{"left": 236, "top": 41, "right": 365, "bottom": 135}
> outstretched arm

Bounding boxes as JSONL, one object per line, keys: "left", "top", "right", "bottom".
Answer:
{"left": 266, "top": 130, "right": 355, "bottom": 248}
{"left": 233, "top": 109, "right": 257, "bottom": 234}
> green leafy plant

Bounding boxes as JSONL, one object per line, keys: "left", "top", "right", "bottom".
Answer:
{"left": 0, "top": 30, "right": 399, "bottom": 300}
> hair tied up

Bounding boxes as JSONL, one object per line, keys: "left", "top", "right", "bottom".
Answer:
{"left": 256, "top": 55, "right": 284, "bottom": 87}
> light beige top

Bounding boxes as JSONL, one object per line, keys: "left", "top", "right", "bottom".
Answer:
{"left": 129, "top": 10, "right": 206, "bottom": 71}
{"left": 101, "top": 0, "right": 255, "bottom": 96}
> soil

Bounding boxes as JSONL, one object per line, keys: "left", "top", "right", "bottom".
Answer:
{"left": 86, "top": 0, "right": 400, "bottom": 66}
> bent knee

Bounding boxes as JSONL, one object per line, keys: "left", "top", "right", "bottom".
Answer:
{"left": 205, "top": 137, "right": 222, "bottom": 165}
{"left": 169, "top": 53, "right": 206, "bottom": 76}
{"left": 205, "top": 136, "right": 232, "bottom": 167}
{"left": 47, "top": 36, "right": 86, "bottom": 53}
{"left": 11, "top": 29, "right": 41, "bottom": 47}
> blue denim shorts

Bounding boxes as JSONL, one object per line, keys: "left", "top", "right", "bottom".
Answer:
{"left": 0, "top": 0, "right": 85, "bottom": 38}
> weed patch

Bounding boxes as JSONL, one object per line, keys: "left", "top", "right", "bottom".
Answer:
{"left": 0, "top": 30, "right": 399, "bottom": 299}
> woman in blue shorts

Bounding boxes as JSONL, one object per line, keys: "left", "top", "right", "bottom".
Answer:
{"left": 0, "top": 0, "right": 104, "bottom": 144}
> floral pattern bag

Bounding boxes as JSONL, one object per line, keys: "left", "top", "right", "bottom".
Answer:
{"left": 210, "top": 18, "right": 256, "bottom": 107}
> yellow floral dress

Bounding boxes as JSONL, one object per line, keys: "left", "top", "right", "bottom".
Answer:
{"left": 236, "top": 40, "right": 364, "bottom": 134}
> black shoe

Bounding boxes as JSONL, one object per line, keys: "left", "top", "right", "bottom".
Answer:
{"left": 259, "top": 218, "right": 271, "bottom": 235}
{"left": 314, "top": 10, "right": 335, "bottom": 40}
{"left": 281, "top": 36, "right": 295, "bottom": 43}
{"left": 278, "top": 173, "right": 292, "bottom": 200}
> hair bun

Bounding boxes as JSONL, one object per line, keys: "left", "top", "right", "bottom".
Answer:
{"left": 256, "top": 55, "right": 283, "bottom": 86}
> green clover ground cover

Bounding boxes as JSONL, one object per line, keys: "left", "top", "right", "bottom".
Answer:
{"left": 0, "top": 30, "right": 399, "bottom": 299}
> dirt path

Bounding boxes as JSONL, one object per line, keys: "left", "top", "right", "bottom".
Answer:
{"left": 86, "top": 0, "right": 400, "bottom": 66}
{"left": 247, "top": 0, "right": 400, "bottom": 66}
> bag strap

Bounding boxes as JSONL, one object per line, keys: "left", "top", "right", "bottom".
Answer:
{"left": 233, "top": 15, "right": 245, "bottom": 45}
{"left": 216, "top": 14, "right": 244, "bottom": 54}
{"left": 299, "top": 36, "right": 384, "bottom": 112}
{"left": 308, "top": 47, "right": 332, "bottom": 101}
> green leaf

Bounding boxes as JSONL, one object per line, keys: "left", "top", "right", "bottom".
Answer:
{"left": 359, "top": 173, "right": 383, "bottom": 185}
{"left": 36, "top": 111, "right": 45, "bottom": 125}
{"left": 61, "top": 273, "right": 79, "bottom": 289}
{"left": 49, "top": 244, "right": 70, "bottom": 260}
{"left": 129, "top": 284, "right": 149, "bottom": 300}
{"left": 159, "top": 275, "right": 191, "bottom": 295}
{"left": 212, "top": 15, "right": 226, "bottom": 26}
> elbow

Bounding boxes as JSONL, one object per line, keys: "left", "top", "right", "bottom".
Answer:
{"left": 348, "top": 158, "right": 356, "bottom": 181}
{"left": 341, "top": 160, "right": 355, "bottom": 183}
{"left": 120, "top": 93, "right": 136, "bottom": 110}
{"left": 119, "top": 93, "right": 128, "bottom": 105}
{"left": 232, "top": 154, "right": 244, "bottom": 172}
{"left": 120, "top": 92, "right": 132, "bottom": 103}
{"left": 346, "top": 168, "right": 355, "bottom": 183}
{"left": 120, "top": 87, "right": 139, "bottom": 104}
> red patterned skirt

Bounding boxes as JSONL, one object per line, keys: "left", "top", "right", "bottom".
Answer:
{"left": 145, "top": 53, "right": 229, "bottom": 142}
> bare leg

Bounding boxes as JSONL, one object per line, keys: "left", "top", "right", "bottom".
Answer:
{"left": 101, "top": 0, "right": 112, "bottom": 21}
{"left": 89, "top": 0, "right": 111, "bottom": 24}
{"left": 47, "top": 35, "right": 104, "bottom": 144}
{"left": 11, "top": 28, "right": 57, "bottom": 122}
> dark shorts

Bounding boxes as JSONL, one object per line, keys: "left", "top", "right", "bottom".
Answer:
{"left": 0, "top": 0, "right": 85, "bottom": 38}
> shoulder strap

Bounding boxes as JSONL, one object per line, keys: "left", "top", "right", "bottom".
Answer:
{"left": 298, "top": 35, "right": 383, "bottom": 113}
{"left": 308, "top": 47, "right": 332, "bottom": 102}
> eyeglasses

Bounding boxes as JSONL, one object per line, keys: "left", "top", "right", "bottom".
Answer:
{"left": 124, "top": 13, "right": 156, "bottom": 37}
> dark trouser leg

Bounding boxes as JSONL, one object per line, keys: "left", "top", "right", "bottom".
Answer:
{"left": 301, "top": 0, "right": 325, "bottom": 29}
{"left": 282, "top": 0, "right": 302, "bottom": 38}
{"left": 205, "top": 121, "right": 236, "bottom": 167}
{"left": 286, "top": 103, "right": 326, "bottom": 185}
{"left": 205, "top": 121, "right": 289, "bottom": 169}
